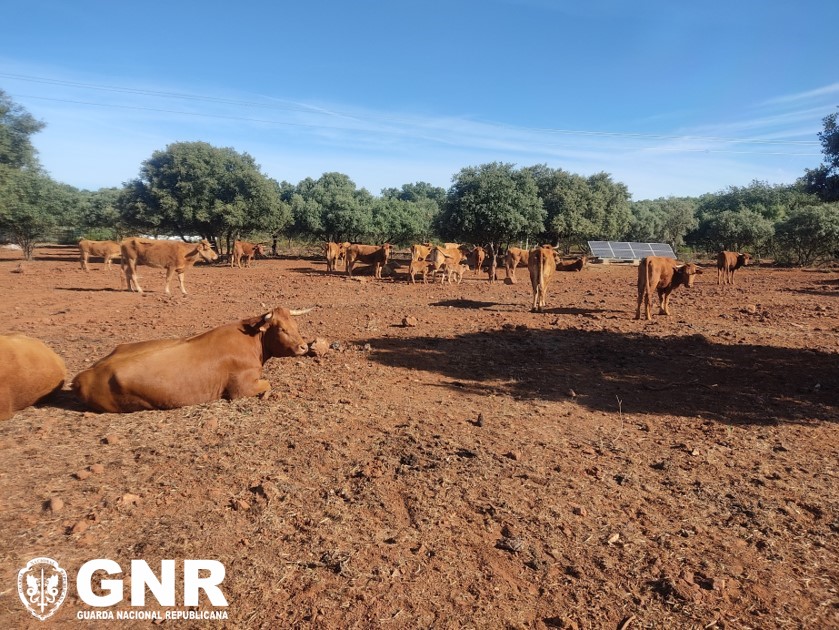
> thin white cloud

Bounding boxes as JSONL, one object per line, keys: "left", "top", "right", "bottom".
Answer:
{"left": 761, "top": 82, "right": 839, "bottom": 106}
{"left": 1, "top": 61, "right": 829, "bottom": 200}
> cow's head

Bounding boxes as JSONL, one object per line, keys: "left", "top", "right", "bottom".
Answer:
{"left": 739, "top": 253, "right": 752, "bottom": 267}
{"left": 254, "top": 244, "right": 267, "bottom": 258}
{"left": 381, "top": 243, "right": 392, "bottom": 261}
{"left": 675, "top": 263, "right": 703, "bottom": 287}
{"left": 197, "top": 240, "right": 219, "bottom": 263}
{"left": 254, "top": 307, "right": 311, "bottom": 358}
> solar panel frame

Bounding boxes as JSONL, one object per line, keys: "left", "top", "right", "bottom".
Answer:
{"left": 587, "top": 241, "right": 676, "bottom": 260}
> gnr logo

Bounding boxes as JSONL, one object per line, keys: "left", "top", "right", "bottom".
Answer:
{"left": 18, "top": 558, "right": 227, "bottom": 621}
{"left": 77, "top": 559, "right": 227, "bottom": 607}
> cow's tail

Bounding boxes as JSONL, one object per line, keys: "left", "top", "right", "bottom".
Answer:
{"left": 644, "top": 257, "right": 655, "bottom": 314}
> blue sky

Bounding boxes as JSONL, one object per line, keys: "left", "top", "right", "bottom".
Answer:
{"left": 2, "top": 0, "right": 837, "bottom": 200}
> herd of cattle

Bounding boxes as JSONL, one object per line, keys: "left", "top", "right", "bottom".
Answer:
{"left": 0, "top": 237, "right": 752, "bottom": 422}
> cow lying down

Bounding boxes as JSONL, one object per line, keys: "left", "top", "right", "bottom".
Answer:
{"left": 72, "top": 307, "right": 311, "bottom": 412}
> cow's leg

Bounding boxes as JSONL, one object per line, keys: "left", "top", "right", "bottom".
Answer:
{"left": 225, "top": 371, "right": 271, "bottom": 400}
{"left": 659, "top": 289, "right": 670, "bottom": 315}
{"left": 81, "top": 253, "right": 89, "bottom": 272}
{"left": 174, "top": 268, "right": 187, "bottom": 295}
{"left": 126, "top": 262, "right": 142, "bottom": 293}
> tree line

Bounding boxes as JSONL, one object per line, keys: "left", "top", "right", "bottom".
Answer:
{"left": 2, "top": 89, "right": 838, "bottom": 265}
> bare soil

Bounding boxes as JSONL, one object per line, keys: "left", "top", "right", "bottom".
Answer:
{"left": 0, "top": 245, "right": 837, "bottom": 629}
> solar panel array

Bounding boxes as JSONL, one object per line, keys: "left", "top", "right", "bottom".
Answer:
{"left": 587, "top": 241, "right": 676, "bottom": 260}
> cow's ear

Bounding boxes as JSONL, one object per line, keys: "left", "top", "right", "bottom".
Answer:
{"left": 694, "top": 266, "right": 704, "bottom": 274}
{"left": 258, "top": 311, "right": 273, "bottom": 332}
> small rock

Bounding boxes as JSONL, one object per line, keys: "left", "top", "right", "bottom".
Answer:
{"left": 402, "top": 316, "right": 418, "bottom": 327}
{"left": 505, "top": 450, "right": 522, "bottom": 461}
{"left": 474, "top": 413, "right": 484, "bottom": 427}
{"left": 103, "top": 433, "right": 121, "bottom": 445}
{"left": 71, "top": 519, "right": 90, "bottom": 535}
{"left": 308, "top": 338, "right": 330, "bottom": 357}
{"left": 48, "top": 497, "right": 64, "bottom": 513}
{"left": 607, "top": 533, "right": 620, "bottom": 545}
{"left": 496, "top": 536, "right": 524, "bottom": 553}
{"left": 330, "top": 341, "right": 344, "bottom": 351}
{"left": 566, "top": 388, "right": 577, "bottom": 398}
{"left": 121, "top": 493, "right": 141, "bottom": 506}
{"left": 204, "top": 417, "right": 219, "bottom": 432}
{"left": 572, "top": 505, "right": 587, "bottom": 517}
{"left": 232, "top": 498, "right": 251, "bottom": 512}
{"left": 75, "top": 469, "right": 91, "bottom": 480}
{"left": 89, "top": 463, "right": 105, "bottom": 474}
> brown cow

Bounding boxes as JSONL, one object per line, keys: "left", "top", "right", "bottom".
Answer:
{"left": 345, "top": 244, "right": 392, "bottom": 278}
{"left": 1, "top": 335, "right": 66, "bottom": 421}
{"left": 505, "top": 247, "right": 530, "bottom": 283}
{"left": 557, "top": 255, "right": 587, "bottom": 272}
{"left": 78, "top": 239, "right": 121, "bottom": 271}
{"left": 528, "top": 245, "right": 557, "bottom": 312}
{"left": 465, "top": 246, "right": 486, "bottom": 274}
{"left": 425, "top": 245, "right": 464, "bottom": 284}
{"left": 717, "top": 251, "right": 751, "bottom": 285}
{"left": 447, "top": 262, "right": 470, "bottom": 284}
{"left": 408, "top": 259, "right": 435, "bottom": 284}
{"left": 72, "top": 306, "right": 311, "bottom": 412}
{"left": 231, "top": 240, "right": 266, "bottom": 268}
{"left": 410, "top": 242, "right": 434, "bottom": 262}
{"left": 324, "top": 241, "right": 351, "bottom": 272}
{"left": 635, "top": 256, "right": 703, "bottom": 320}
{"left": 121, "top": 238, "right": 218, "bottom": 295}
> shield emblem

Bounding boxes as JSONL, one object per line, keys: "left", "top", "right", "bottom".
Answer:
{"left": 18, "top": 557, "right": 68, "bottom": 621}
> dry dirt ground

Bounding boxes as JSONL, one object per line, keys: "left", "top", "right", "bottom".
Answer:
{"left": 0, "top": 245, "right": 837, "bottom": 629}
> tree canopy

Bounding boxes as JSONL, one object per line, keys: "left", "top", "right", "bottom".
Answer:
{"left": 118, "top": 141, "right": 289, "bottom": 248}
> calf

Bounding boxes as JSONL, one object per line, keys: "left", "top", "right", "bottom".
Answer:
{"left": 717, "top": 251, "right": 751, "bottom": 285}
{"left": 121, "top": 238, "right": 218, "bottom": 295}
{"left": 72, "top": 307, "right": 311, "bottom": 412}
{"left": 1, "top": 335, "right": 66, "bottom": 421}
{"left": 79, "top": 239, "right": 121, "bottom": 271}
{"left": 528, "top": 245, "right": 557, "bottom": 312}
{"left": 447, "top": 262, "right": 470, "bottom": 284}
{"left": 345, "top": 244, "right": 392, "bottom": 279}
{"left": 231, "top": 240, "right": 266, "bottom": 268}
{"left": 408, "top": 259, "right": 434, "bottom": 284}
{"left": 505, "top": 247, "right": 530, "bottom": 283}
{"left": 557, "top": 255, "right": 587, "bottom": 272}
{"left": 635, "top": 256, "right": 703, "bottom": 320}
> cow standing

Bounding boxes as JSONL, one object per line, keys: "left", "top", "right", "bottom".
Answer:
{"left": 505, "top": 247, "right": 530, "bottom": 283}
{"left": 120, "top": 238, "right": 218, "bottom": 295}
{"left": 324, "top": 242, "right": 349, "bottom": 272}
{"left": 72, "top": 307, "right": 311, "bottom": 412}
{"left": 465, "top": 246, "right": 486, "bottom": 275}
{"left": 78, "top": 239, "right": 121, "bottom": 272}
{"left": 345, "top": 244, "right": 392, "bottom": 279}
{"left": 717, "top": 251, "right": 751, "bottom": 285}
{"left": 528, "top": 245, "right": 557, "bottom": 312}
{"left": 635, "top": 256, "right": 703, "bottom": 320}
{"left": 1, "top": 335, "right": 66, "bottom": 421}
{"left": 231, "top": 241, "right": 265, "bottom": 268}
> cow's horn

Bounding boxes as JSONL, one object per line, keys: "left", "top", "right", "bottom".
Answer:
{"left": 263, "top": 312, "right": 273, "bottom": 321}
{"left": 289, "top": 307, "right": 313, "bottom": 316}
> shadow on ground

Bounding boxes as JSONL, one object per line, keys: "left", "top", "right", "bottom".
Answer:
{"left": 363, "top": 327, "right": 838, "bottom": 425}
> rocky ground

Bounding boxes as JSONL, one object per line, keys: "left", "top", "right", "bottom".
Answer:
{"left": 0, "top": 245, "right": 837, "bottom": 629}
